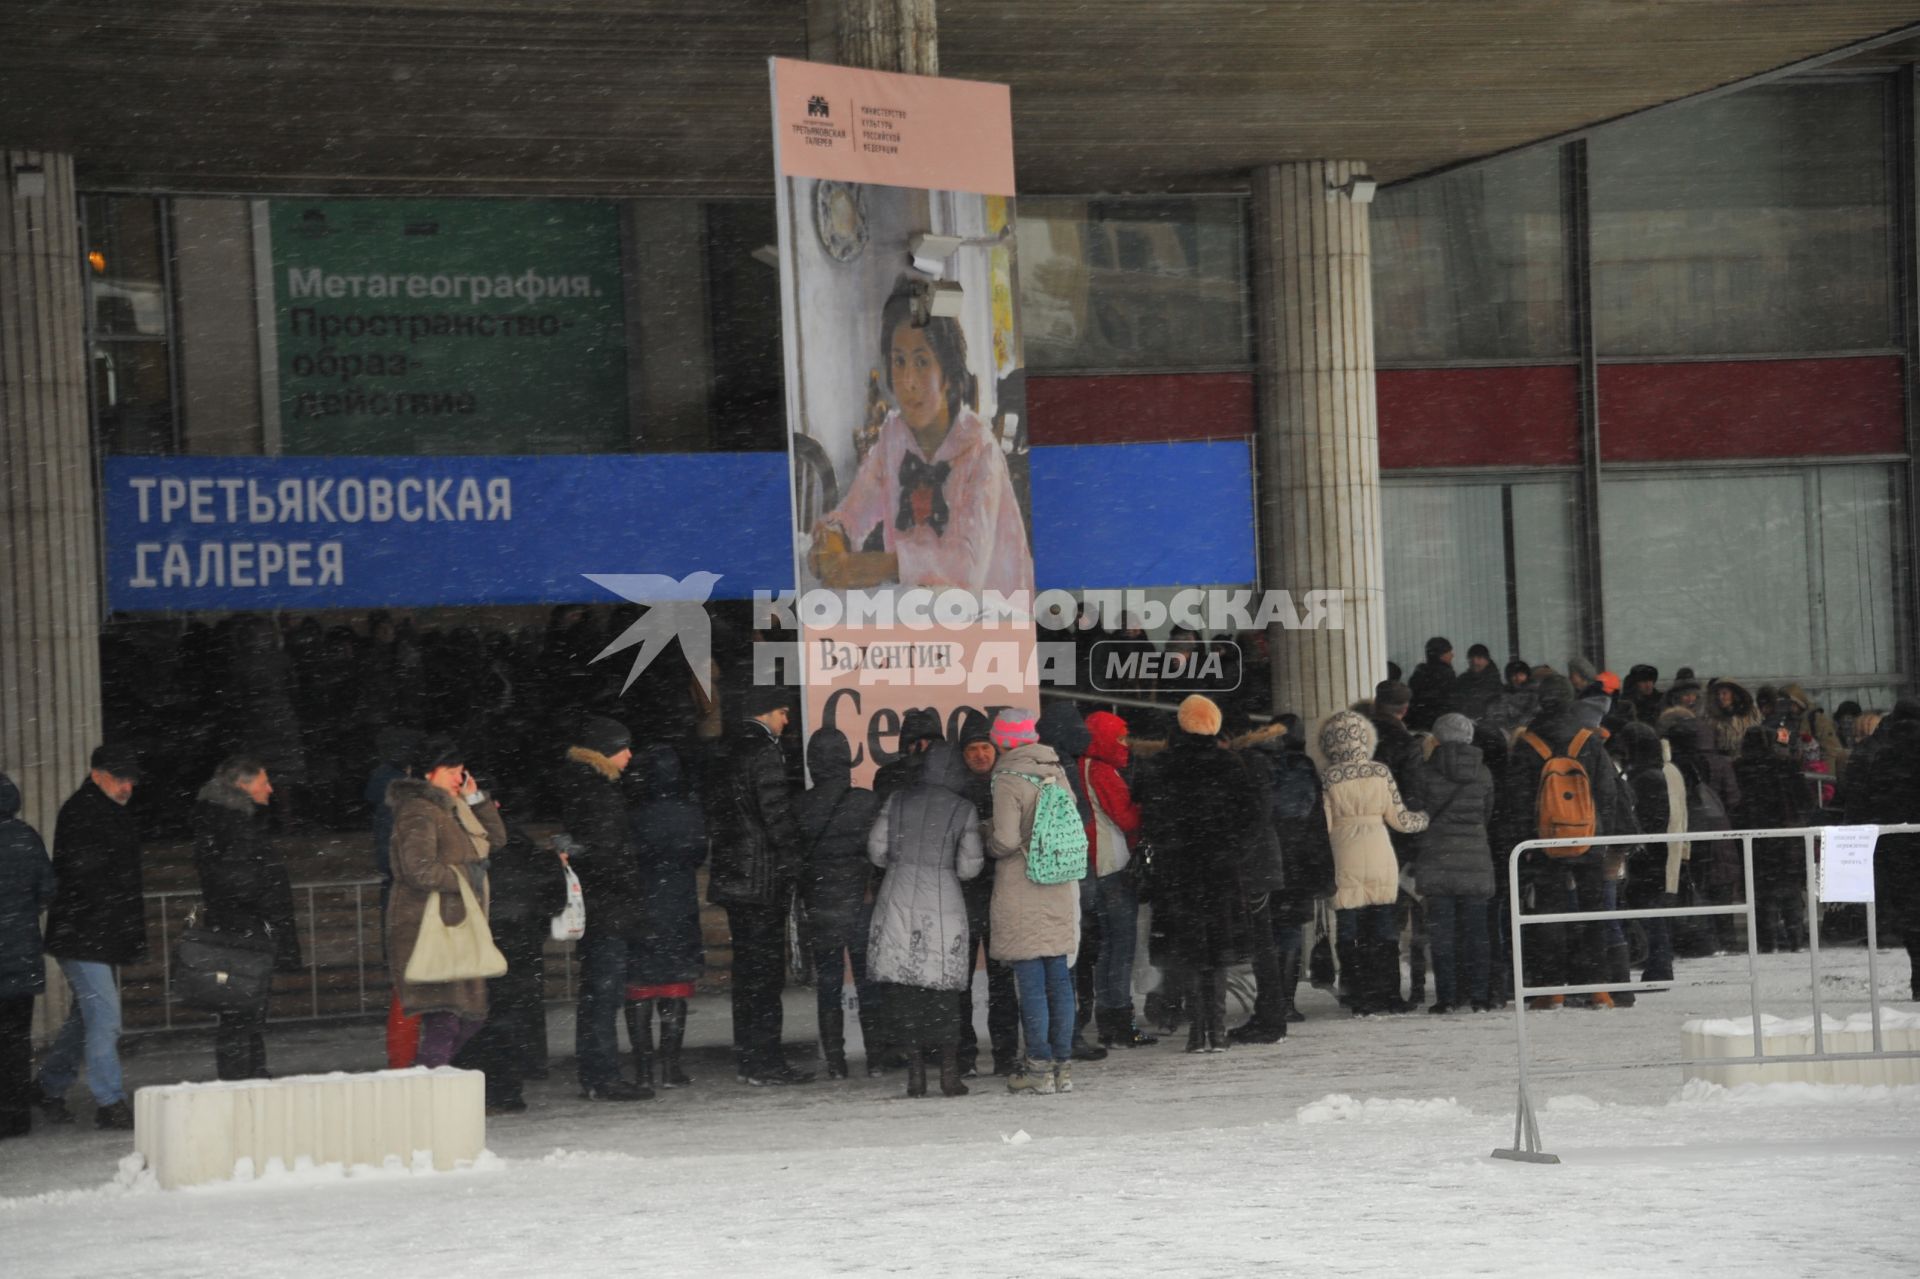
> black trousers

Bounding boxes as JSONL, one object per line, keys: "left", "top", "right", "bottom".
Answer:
{"left": 958, "top": 878, "right": 1019, "bottom": 1067}
{"left": 215, "top": 1001, "right": 269, "bottom": 1081}
{"left": 724, "top": 901, "right": 790, "bottom": 1073}
{"left": 454, "top": 913, "right": 548, "bottom": 1098}
{"left": 0, "top": 994, "right": 33, "bottom": 1136}
{"left": 1522, "top": 857, "right": 1607, "bottom": 991}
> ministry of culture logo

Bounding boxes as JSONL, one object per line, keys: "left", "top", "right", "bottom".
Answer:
{"left": 807, "top": 95, "right": 831, "bottom": 118}
{"left": 584, "top": 573, "right": 720, "bottom": 697}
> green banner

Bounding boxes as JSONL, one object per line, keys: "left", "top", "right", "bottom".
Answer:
{"left": 268, "top": 200, "right": 628, "bottom": 455}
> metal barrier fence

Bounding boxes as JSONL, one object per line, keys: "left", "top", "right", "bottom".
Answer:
{"left": 123, "top": 878, "right": 578, "bottom": 1035}
{"left": 1496, "top": 822, "right": 1920, "bottom": 1164}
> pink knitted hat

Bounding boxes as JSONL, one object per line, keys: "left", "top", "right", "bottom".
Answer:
{"left": 990, "top": 708, "right": 1039, "bottom": 750}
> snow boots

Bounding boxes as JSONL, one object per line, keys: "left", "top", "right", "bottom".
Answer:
{"left": 1007, "top": 1056, "right": 1057, "bottom": 1095}
{"left": 940, "top": 1046, "right": 969, "bottom": 1097}
{"left": 1606, "top": 942, "right": 1636, "bottom": 1008}
{"left": 1096, "top": 1005, "right": 1158, "bottom": 1048}
{"left": 624, "top": 1001, "right": 657, "bottom": 1090}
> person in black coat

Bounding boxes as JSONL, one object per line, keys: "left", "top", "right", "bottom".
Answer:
{"left": 36, "top": 746, "right": 147, "bottom": 1128}
{"left": 1406, "top": 636, "right": 1458, "bottom": 732}
{"left": 955, "top": 709, "right": 1020, "bottom": 1075}
{"left": 1235, "top": 716, "right": 1336, "bottom": 1039}
{"left": 192, "top": 756, "right": 302, "bottom": 1081}
{"left": 1734, "top": 725, "right": 1808, "bottom": 953}
{"left": 796, "top": 728, "right": 879, "bottom": 1079}
{"left": 622, "top": 742, "right": 707, "bottom": 1090}
{"left": 706, "top": 687, "right": 810, "bottom": 1085}
{"left": 1452, "top": 644, "right": 1504, "bottom": 722}
{"left": 556, "top": 715, "right": 650, "bottom": 1101}
{"left": 1499, "top": 675, "right": 1623, "bottom": 1006}
{"left": 0, "top": 773, "right": 57, "bottom": 1139}
{"left": 1847, "top": 701, "right": 1920, "bottom": 998}
{"left": 1138, "top": 696, "right": 1262, "bottom": 1053}
{"left": 453, "top": 808, "right": 570, "bottom": 1112}
{"left": 1619, "top": 722, "right": 1677, "bottom": 984}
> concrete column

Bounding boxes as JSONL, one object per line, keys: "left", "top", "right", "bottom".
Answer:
{"left": 1251, "top": 161, "right": 1388, "bottom": 734}
{"left": 809, "top": 0, "right": 938, "bottom": 74}
{"left": 2, "top": 149, "right": 100, "bottom": 833}
{"left": 2, "top": 150, "right": 98, "bottom": 1045}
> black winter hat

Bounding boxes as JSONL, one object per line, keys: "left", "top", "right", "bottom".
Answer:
{"left": 575, "top": 716, "right": 631, "bottom": 758}
{"left": 742, "top": 684, "right": 795, "bottom": 718}
{"left": 899, "top": 707, "right": 945, "bottom": 750}
{"left": 89, "top": 744, "right": 142, "bottom": 781}
{"left": 1425, "top": 636, "right": 1454, "bottom": 662}
{"left": 1626, "top": 664, "right": 1659, "bottom": 687}
{"left": 1535, "top": 674, "right": 1576, "bottom": 709}
{"left": 1374, "top": 680, "right": 1412, "bottom": 710}
{"left": 955, "top": 707, "right": 993, "bottom": 748}
{"left": 1467, "top": 643, "right": 1492, "bottom": 661}
{"left": 1504, "top": 658, "right": 1532, "bottom": 682}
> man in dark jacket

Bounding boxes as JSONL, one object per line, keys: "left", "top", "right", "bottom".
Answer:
{"left": 193, "top": 756, "right": 301, "bottom": 1081}
{"left": 1624, "top": 665, "right": 1663, "bottom": 726}
{"left": 1371, "top": 679, "right": 1429, "bottom": 1006}
{"left": 1849, "top": 700, "right": 1920, "bottom": 997}
{"left": 35, "top": 746, "right": 146, "bottom": 1129}
{"left": 1235, "top": 716, "right": 1335, "bottom": 1037}
{"left": 708, "top": 687, "right": 811, "bottom": 1085}
{"left": 1619, "top": 722, "right": 1676, "bottom": 984}
{"left": 1, "top": 773, "right": 57, "bottom": 1139}
{"left": 1453, "top": 644, "right": 1505, "bottom": 722}
{"left": 1406, "top": 637, "right": 1457, "bottom": 732}
{"left": 557, "top": 715, "right": 650, "bottom": 1101}
{"left": 955, "top": 709, "right": 1021, "bottom": 1075}
{"left": 621, "top": 743, "right": 707, "bottom": 1091}
{"left": 1501, "top": 675, "right": 1622, "bottom": 1009}
{"left": 797, "top": 727, "right": 879, "bottom": 1079}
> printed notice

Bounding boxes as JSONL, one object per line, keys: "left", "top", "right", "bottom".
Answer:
{"left": 1820, "top": 825, "right": 1879, "bottom": 903}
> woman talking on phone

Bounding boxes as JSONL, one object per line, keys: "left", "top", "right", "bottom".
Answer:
{"left": 809, "top": 279, "right": 1033, "bottom": 597}
{"left": 386, "top": 738, "right": 507, "bottom": 1068}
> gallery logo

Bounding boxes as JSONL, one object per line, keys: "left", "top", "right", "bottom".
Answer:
{"left": 807, "top": 95, "right": 831, "bottom": 118}
{"left": 583, "top": 572, "right": 721, "bottom": 697}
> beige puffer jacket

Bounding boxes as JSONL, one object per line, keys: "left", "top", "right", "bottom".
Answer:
{"left": 1319, "top": 710, "right": 1428, "bottom": 910}
{"left": 986, "top": 744, "right": 1082, "bottom": 962}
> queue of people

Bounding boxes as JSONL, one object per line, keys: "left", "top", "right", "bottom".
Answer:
{"left": 5, "top": 646, "right": 1919, "bottom": 1137}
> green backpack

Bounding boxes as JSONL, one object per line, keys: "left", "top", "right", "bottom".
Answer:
{"left": 998, "top": 770, "right": 1089, "bottom": 885}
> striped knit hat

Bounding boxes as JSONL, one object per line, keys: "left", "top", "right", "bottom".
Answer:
{"left": 990, "top": 707, "right": 1040, "bottom": 751}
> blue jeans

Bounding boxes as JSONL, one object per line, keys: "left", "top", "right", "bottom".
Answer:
{"left": 1010, "top": 956, "right": 1075, "bottom": 1063}
{"left": 575, "top": 931, "right": 632, "bottom": 1088}
{"left": 1426, "top": 895, "right": 1490, "bottom": 1006}
{"left": 1080, "top": 873, "right": 1139, "bottom": 1011}
{"left": 1337, "top": 904, "right": 1397, "bottom": 949}
{"left": 38, "top": 958, "right": 125, "bottom": 1105}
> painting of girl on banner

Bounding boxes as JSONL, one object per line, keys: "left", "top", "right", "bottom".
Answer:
{"left": 808, "top": 273, "right": 1033, "bottom": 597}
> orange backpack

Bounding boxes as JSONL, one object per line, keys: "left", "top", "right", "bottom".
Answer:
{"left": 1519, "top": 728, "right": 1597, "bottom": 857}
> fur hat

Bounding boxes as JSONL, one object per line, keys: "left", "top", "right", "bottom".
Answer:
{"left": 1535, "top": 673, "right": 1576, "bottom": 709}
{"left": 1433, "top": 712, "right": 1474, "bottom": 745}
{"left": 990, "top": 708, "right": 1039, "bottom": 750}
{"left": 1374, "top": 680, "right": 1412, "bottom": 711}
{"left": 1626, "top": 664, "right": 1660, "bottom": 687}
{"left": 575, "top": 716, "right": 631, "bottom": 758}
{"left": 1176, "top": 694, "right": 1223, "bottom": 737}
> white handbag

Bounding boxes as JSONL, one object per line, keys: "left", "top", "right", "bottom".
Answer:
{"left": 405, "top": 868, "right": 508, "bottom": 983}
{"left": 550, "top": 853, "right": 587, "bottom": 942}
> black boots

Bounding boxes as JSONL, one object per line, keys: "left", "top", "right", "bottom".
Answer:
{"left": 819, "top": 999, "right": 849, "bottom": 1079}
{"left": 1605, "top": 943, "right": 1636, "bottom": 1009}
{"left": 657, "top": 998, "right": 691, "bottom": 1088}
{"left": 1095, "top": 1006, "right": 1159, "bottom": 1048}
{"left": 1185, "top": 970, "right": 1229, "bottom": 1051}
{"left": 939, "top": 1045, "right": 968, "bottom": 1097}
{"left": 624, "top": 1001, "right": 659, "bottom": 1094}
{"left": 906, "top": 1052, "right": 929, "bottom": 1097}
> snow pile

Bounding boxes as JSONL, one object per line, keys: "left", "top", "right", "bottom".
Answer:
{"left": 1295, "top": 1094, "right": 1472, "bottom": 1124}
{"left": 1543, "top": 1093, "right": 1604, "bottom": 1113}
{"left": 1674, "top": 1078, "right": 1920, "bottom": 1108}
{"left": 1000, "top": 1129, "right": 1032, "bottom": 1146}
{"left": 1684, "top": 1008, "right": 1920, "bottom": 1039}
{"left": 537, "top": 1148, "right": 644, "bottom": 1168}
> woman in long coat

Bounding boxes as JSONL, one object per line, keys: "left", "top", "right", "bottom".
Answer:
{"left": 387, "top": 738, "right": 508, "bottom": 1068}
{"left": 867, "top": 742, "right": 984, "bottom": 1098}
{"left": 1319, "top": 710, "right": 1429, "bottom": 1016}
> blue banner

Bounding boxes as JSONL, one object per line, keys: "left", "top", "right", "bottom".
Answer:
{"left": 104, "top": 443, "right": 1255, "bottom": 613}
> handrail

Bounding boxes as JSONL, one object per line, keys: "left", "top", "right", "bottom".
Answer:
{"left": 1495, "top": 821, "right": 1920, "bottom": 1164}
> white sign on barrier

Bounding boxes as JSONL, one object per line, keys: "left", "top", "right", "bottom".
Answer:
{"left": 1819, "top": 825, "right": 1879, "bottom": 904}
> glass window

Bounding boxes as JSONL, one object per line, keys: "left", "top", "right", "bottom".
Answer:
{"left": 1016, "top": 197, "right": 1249, "bottom": 371}
{"left": 1371, "top": 148, "right": 1571, "bottom": 364}
{"left": 1381, "top": 475, "right": 1579, "bottom": 673}
{"left": 85, "top": 195, "right": 175, "bottom": 454}
{"left": 1590, "top": 80, "right": 1894, "bottom": 357}
{"left": 1599, "top": 463, "right": 1903, "bottom": 690}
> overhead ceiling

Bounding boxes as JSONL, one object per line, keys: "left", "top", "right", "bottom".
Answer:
{"left": 4, "top": 0, "right": 1919, "bottom": 196}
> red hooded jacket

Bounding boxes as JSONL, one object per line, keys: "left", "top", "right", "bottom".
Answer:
{"left": 1079, "top": 710, "right": 1141, "bottom": 874}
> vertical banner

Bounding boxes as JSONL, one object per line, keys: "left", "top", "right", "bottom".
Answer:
{"left": 770, "top": 57, "right": 1036, "bottom": 784}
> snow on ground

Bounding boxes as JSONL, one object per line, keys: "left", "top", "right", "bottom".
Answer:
{"left": 6, "top": 947, "right": 1920, "bottom": 1277}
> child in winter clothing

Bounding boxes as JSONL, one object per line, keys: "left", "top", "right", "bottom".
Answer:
{"left": 1412, "top": 714, "right": 1496, "bottom": 1012}
{"left": 1320, "top": 710, "right": 1429, "bottom": 1015}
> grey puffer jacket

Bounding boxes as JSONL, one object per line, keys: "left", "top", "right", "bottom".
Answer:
{"left": 1412, "top": 741, "right": 1496, "bottom": 898}
{"left": 866, "top": 744, "right": 985, "bottom": 992}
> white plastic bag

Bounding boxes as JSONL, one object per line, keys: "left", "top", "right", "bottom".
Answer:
{"left": 550, "top": 851, "right": 587, "bottom": 942}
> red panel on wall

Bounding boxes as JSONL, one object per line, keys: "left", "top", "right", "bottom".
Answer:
{"left": 1376, "top": 366, "right": 1581, "bottom": 469}
{"left": 1026, "top": 372, "right": 1255, "bottom": 446}
{"left": 1599, "top": 357, "right": 1905, "bottom": 462}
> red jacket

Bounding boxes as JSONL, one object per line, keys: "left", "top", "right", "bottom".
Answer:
{"left": 1079, "top": 710, "right": 1140, "bottom": 874}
